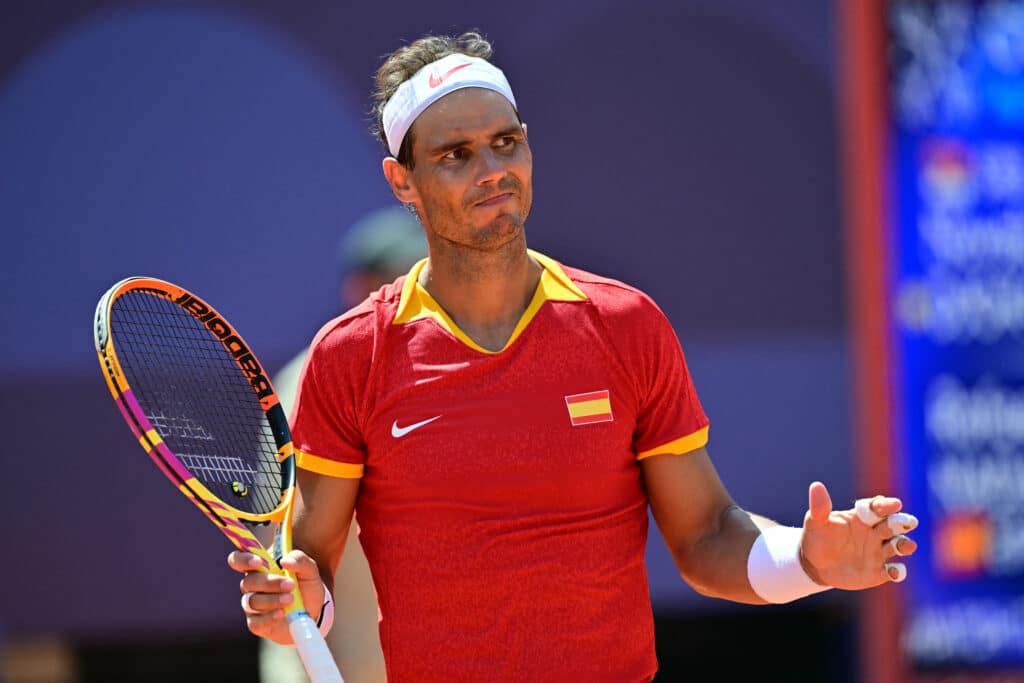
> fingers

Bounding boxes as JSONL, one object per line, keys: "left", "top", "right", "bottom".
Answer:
{"left": 807, "top": 481, "right": 833, "bottom": 527}
{"left": 238, "top": 569, "right": 295, "bottom": 596}
{"left": 874, "top": 512, "right": 919, "bottom": 541}
{"left": 884, "top": 534, "right": 918, "bottom": 558}
{"left": 879, "top": 518, "right": 916, "bottom": 584}
{"left": 884, "top": 562, "right": 907, "bottom": 583}
{"left": 227, "top": 551, "right": 268, "bottom": 573}
{"left": 887, "top": 512, "right": 919, "bottom": 534}
{"left": 228, "top": 550, "right": 322, "bottom": 644}
{"left": 849, "top": 496, "right": 917, "bottom": 586}
{"left": 854, "top": 495, "right": 902, "bottom": 525}
{"left": 242, "top": 597, "right": 288, "bottom": 635}
{"left": 854, "top": 498, "right": 882, "bottom": 525}
{"left": 233, "top": 551, "right": 297, "bottom": 638}
{"left": 856, "top": 496, "right": 917, "bottom": 542}
{"left": 230, "top": 550, "right": 297, "bottom": 607}
{"left": 240, "top": 588, "right": 294, "bottom": 614}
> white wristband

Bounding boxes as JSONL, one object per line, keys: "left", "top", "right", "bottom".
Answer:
{"left": 315, "top": 584, "right": 335, "bottom": 636}
{"left": 747, "top": 526, "right": 831, "bottom": 604}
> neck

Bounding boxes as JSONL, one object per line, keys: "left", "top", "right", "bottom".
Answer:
{"left": 418, "top": 236, "right": 541, "bottom": 351}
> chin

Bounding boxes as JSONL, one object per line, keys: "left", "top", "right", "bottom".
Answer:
{"left": 472, "top": 215, "right": 525, "bottom": 249}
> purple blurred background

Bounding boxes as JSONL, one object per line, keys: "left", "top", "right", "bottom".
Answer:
{"left": 0, "top": 0, "right": 857, "bottom": 679}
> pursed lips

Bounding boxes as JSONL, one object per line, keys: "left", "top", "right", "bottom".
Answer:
{"left": 473, "top": 192, "right": 513, "bottom": 207}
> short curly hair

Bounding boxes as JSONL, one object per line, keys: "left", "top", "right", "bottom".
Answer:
{"left": 371, "top": 32, "right": 499, "bottom": 167}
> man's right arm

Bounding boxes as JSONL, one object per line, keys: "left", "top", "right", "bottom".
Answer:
{"left": 292, "top": 470, "right": 361, "bottom": 591}
{"left": 228, "top": 471, "right": 360, "bottom": 645}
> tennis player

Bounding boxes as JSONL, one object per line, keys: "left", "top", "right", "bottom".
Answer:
{"left": 229, "top": 32, "right": 918, "bottom": 682}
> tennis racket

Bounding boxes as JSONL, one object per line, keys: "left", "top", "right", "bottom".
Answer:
{"left": 94, "top": 276, "right": 343, "bottom": 683}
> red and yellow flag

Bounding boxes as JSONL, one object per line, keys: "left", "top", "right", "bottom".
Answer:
{"left": 565, "top": 390, "right": 613, "bottom": 426}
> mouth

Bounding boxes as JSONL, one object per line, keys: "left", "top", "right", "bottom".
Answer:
{"left": 473, "top": 192, "right": 513, "bottom": 208}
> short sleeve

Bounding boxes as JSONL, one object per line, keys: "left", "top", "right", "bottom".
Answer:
{"left": 290, "top": 314, "right": 374, "bottom": 478}
{"left": 629, "top": 297, "right": 709, "bottom": 459}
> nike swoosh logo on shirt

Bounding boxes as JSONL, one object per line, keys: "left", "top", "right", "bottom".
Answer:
{"left": 428, "top": 62, "right": 472, "bottom": 88}
{"left": 391, "top": 415, "right": 442, "bottom": 438}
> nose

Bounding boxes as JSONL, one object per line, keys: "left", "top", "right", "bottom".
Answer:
{"left": 475, "top": 147, "right": 507, "bottom": 186}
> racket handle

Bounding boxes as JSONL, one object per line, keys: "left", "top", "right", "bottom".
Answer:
{"left": 288, "top": 612, "right": 345, "bottom": 683}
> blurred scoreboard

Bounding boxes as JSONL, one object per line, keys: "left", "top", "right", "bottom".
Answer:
{"left": 885, "top": 0, "right": 1024, "bottom": 674}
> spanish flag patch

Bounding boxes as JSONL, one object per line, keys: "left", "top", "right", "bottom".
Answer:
{"left": 565, "top": 390, "right": 614, "bottom": 426}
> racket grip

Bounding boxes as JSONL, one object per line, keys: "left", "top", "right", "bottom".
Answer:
{"left": 288, "top": 612, "right": 345, "bottom": 683}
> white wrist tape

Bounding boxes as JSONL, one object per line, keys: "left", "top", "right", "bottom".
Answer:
{"left": 747, "top": 526, "right": 831, "bottom": 603}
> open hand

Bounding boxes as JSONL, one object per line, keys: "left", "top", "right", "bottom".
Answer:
{"left": 799, "top": 481, "right": 918, "bottom": 590}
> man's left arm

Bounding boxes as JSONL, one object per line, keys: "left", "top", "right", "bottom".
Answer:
{"left": 642, "top": 447, "right": 919, "bottom": 604}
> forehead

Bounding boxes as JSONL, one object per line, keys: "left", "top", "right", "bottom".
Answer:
{"left": 410, "top": 88, "right": 519, "bottom": 147}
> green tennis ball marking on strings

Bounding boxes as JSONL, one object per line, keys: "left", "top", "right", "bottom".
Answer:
{"left": 232, "top": 481, "right": 249, "bottom": 497}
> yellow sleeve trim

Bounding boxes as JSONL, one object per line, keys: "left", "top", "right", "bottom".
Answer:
{"left": 636, "top": 425, "right": 710, "bottom": 460}
{"left": 295, "top": 449, "right": 364, "bottom": 478}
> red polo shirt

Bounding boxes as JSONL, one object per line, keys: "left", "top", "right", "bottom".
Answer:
{"left": 293, "top": 251, "right": 708, "bottom": 682}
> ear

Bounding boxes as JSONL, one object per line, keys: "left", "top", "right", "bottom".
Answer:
{"left": 382, "top": 157, "right": 418, "bottom": 204}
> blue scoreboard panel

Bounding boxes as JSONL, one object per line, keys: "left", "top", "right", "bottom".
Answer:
{"left": 888, "top": 0, "right": 1024, "bottom": 669}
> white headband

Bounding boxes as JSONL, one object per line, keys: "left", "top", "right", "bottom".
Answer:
{"left": 381, "top": 53, "right": 517, "bottom": 157}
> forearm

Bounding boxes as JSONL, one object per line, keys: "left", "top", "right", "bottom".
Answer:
{"left": 643, "top": 451, "right": 828, "bottom": 605}
{"left": 676, "top": 504, "right": 767, "bottom": 604}
{"left": 293, "top": 516, "right": 351, "bottom": 593}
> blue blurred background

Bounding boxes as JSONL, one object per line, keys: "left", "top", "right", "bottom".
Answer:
{"left": 4, "top": 1, "right": 1012, "bottom": 681}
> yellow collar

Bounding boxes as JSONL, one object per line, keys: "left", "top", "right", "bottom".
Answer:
{"left": 392, "top": 249, "right": 587, "bottom": 354}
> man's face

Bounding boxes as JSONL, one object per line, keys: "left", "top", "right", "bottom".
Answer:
{"left": 403, "top": 88, "right": 532, "bottom": 251}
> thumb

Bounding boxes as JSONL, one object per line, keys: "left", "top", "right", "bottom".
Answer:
{"left": 280, "top": 550, "right": 327, "bottom": 612}
{"left": 280, "top": 549, "right": 322, "bottom": 582}
{"left": 807, "top": 481, "right": 833, "bottom": 527}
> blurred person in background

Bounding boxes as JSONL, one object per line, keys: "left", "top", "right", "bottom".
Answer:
{"left": 233, "top": 32, "right": 920, "bottom": 681}
{"left": 259, "top": 206, "right": 426, "bottom": 683}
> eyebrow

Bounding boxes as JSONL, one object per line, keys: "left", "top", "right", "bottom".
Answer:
{"left": 427, "top": 124, "right": 523, "bottom": 156}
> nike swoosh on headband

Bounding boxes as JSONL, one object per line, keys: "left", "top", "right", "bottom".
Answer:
{"left": 428, "top": 62, "right": 472, "bottom": 88}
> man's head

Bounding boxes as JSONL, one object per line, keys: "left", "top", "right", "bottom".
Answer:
{"left": 373, "top": 33, "right": 532, "bottom": 253}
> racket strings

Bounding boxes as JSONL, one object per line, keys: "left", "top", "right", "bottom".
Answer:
{"left": 110, "top": 291, "right": 282, "bottom": 516}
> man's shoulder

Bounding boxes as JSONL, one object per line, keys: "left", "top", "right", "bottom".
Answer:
{"left": 559, "top": 262, "right": 663, "bottom": 320}
{"left": 310, "top": 276, "right": 405, "bottom": 351}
